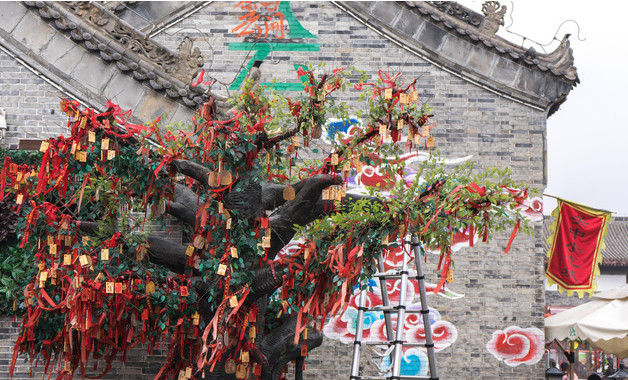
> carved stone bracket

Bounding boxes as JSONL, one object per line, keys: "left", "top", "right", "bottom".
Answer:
{"left": 22, "top": 1, "right": 208, "bottom": 109}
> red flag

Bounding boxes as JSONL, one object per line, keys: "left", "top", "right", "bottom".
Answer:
{"left": 545, "top": 199, "right": 611, "bottom": 297}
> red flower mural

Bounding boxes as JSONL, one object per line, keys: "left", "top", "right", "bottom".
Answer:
{"left": 486, "top": 326, "right": 544, "bottom": 367}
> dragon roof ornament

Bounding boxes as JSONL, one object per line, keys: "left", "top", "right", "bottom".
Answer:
{"left": 22, "top": 1, "right": 208, "bottom": 109}
{"left": 408, "top": 1, "right": 579, "bottom": 83}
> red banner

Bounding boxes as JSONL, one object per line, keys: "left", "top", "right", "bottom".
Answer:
{"left": 546, "top": 199, "right": 611, "bottom": 297}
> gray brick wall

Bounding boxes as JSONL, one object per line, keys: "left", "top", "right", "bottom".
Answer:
{"left": 0, "top": 51, "right": 69, "bottom": 149}
{"left": 154, "top": 2, "right": 550, "bottom": 379}
{"left": 0, "top": 1, "right": 556, "bottom": 379}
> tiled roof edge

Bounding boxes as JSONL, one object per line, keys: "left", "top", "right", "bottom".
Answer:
{"left": 411, "top": 1, "right": 579, "bottom": 84}
{"left": 22, "top": 1, "right": 209, "bottom": 110}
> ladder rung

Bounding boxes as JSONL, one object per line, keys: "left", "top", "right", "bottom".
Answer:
{"left": 367, "top": 306, "right": 423, "bottom": 313}
{"left": 363, "top": 341, "right": 427, "bottom": 348}
{"left": 372, "top": 273, "right": 421, "bottom": 280}
{"left": 353, "top": 376, "right": 432, "bottom": 380}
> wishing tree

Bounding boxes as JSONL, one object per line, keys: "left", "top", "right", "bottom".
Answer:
{"left": 5, "top": 66, "right": 533, "bottom": 380}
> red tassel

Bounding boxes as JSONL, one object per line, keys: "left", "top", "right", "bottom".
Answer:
{"left": 504, "top": 219, "right": 521, "bottom": 254}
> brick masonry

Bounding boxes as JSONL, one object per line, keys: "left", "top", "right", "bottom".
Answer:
{"left": 0, "top": 51, "right": 70, "bottom": 149}
{"left": 0, "top": 1, "right": 571, "bottom": 379}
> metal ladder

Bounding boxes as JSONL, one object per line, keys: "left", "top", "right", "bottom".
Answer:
{"left": 350, "top": 234, "right": 438, "bottom": 380}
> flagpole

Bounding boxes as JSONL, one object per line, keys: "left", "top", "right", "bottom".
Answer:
{"left": 543, "top": 193, "right": 616, "bottom": 214}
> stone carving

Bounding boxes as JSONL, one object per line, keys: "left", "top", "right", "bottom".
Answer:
{"left": 61, "top": 2, "right": 203, "bottom": 84}
{"left": 480, "top": 1, "right": 506, "bottom": 35}
{"left": 430, "top": 1, "right": 482, "bottom": 27}
{"left": 174, "top": 37, "right": 204, "bottom": 85}
{"left": 23, "top": 1, "right": 208, "bottom": 108}
{"left": 101, "top": 1, "right": 137, "bottom": 14}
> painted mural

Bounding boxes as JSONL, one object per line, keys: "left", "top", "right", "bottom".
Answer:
{"left": 309, "top": 118, "right": 543, "bottom": 373}
{"left": 486, "top": 326, "right": 544, "bottom": 367}
{"left": 229, "top": 1, "right": 320, "bottom": 91}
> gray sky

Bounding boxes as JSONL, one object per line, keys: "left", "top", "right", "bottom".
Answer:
{"left": 459, "top": 0, "right": 628, "bottom": 216}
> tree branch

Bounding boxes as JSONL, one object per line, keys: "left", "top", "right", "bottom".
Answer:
{"left": 171, "top": 159, "right": 210, "bottom": 187}
{"left": 267, "top": 174, "right": 343, "bottom": 259}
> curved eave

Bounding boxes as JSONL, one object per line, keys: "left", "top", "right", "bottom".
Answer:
{"left": 337, "top": 1, "right": 578, "bottom": 116}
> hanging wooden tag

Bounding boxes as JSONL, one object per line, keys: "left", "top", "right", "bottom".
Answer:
{"left": 217, "top": 264, "right": 227, "bottom": 276}
{"left": 303, "top": 328, "right": 308, "bottom": 340}
{"left": 397, "top": 119, "right": 404, "bottom": 130}
{"left": 88, "top": 131, "right": 96, "bottom": 143}
{"left": 229, "top": 295, "right": 238, "bottom": 308}
{"left": 77, "top": 151, "right": 87, "bottom": 162}
{"left": 225, "top": 359, "right": 236, "bottom": 374}
{"left": 381, "top": 234, "right": 389, "bottom": 245}
{"left": 427, "top": 136, "right": 435, "bottom": 148}
{"left": 208, "top": 172, "right": 219, "bottom": 187}
{"left": 79, "top": 116, "right": 87, "bottom": 129}
{"left": 311, "top": 123, "right": 322, "bottom": 139}
{"left": 342, "top": 161, "right": 350, "bottom": 172}
{"left": 79, "top": 254, "right": 89, "bottom": 267}
{"left": 219, "top": 170, "right": 233, "bottom": 186}
{"left": 283, "top": 185, "right": 295, "bottom": 201}
{"left": 146, "top": 281, "right": 156, "bottom": 294}
{"left": 249, "top": 326, "right": 256, "bottom": 339}
{"left": 399, "top": 93, "right": 407, "bottom": 104}
{"left": 446, "top": 268, "right": 454, "bottom": 283}
{"left": 101, "top": 138, "right": 110, "bottom": 150}
{"left": 185, "top": 245, "right": 194, "bottom": 256}
{"left": 384, "top": 88, "right": 392, "bottom": 99}
{"left": 101, "top": 249, "right": 109, "bottom": 261}
{"left": 331, "top": 154, "right": 339, "bottom": 166}
{"left": 379, "top": 124, "right": 387, "bottom": 137}
{"left": 262, "top": 236, "right": 271, "bottom": 248}
{"left": 107, "top": 150, "right": 116, "bottom": 160}
{"left": 317, "top": 92, "right": 325, "bottom": 102}
{"left": 300, "top": 344, "right": 308, "bottom": 356}
{"left": 304, "top": 247, "right": 310, "bottom": 260}
{"left": 411, "top": 90, "right": 418, "bottom": 101}
{"left": 240, "top": 350, "right": 249, "bottom": 363}
{"left": 63, "top": 254, "right": 72, "bottom": 266}
{"left": 192, "top": 312, "right": 200, "bottom": 325}
{"left": 292, "top": 135, "right": 300, "bottom": 147}
{"left": 49, "top": 244, "right": 57, "bottom": 255}
{"left": 414, "top": 135, "right": 421, "bottom": 145}
{"left": 180, "top": 286, "right": 189, "bottom": 297}
{"left": 114, "top": 282, "right": 123, "bottom": 294}
{"left": 39, "top": 141, "right": 49, "bottom": 152}
{"left": 193, "top": 235, "right": 205, "bottom": 249}
{"left": 185, "top": 367, "right": 192, "bottom": 378}
{"left": 178, "top": 370, "right": 186, "bottom": 380}
{"left": 106, "top": 282, "right": 114, "bottom": 294}
{"left": 235, "top": 364, "right": 246, "bottom": 379}
{"left": 231, "top": 246, "right": 238, "bottom": 258}
{"left": 422, "top": 125, "right": 429, "bottom": 136}
{"left": 356, "top": 160, "right": 363, "bottom": 173}
{"left": 226, "top": 218, "right": 232, "bottom": 230}
{"left": 321, "top": 188, "right": 329, "bottom": 200}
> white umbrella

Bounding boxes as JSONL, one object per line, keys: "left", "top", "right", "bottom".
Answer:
{"left": 545, "top": 284, "right": 628, "bottom": 358}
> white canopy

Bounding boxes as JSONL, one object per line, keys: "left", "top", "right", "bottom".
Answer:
{"left": 545, "top": 284, "right": 628, "bottom": 358}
